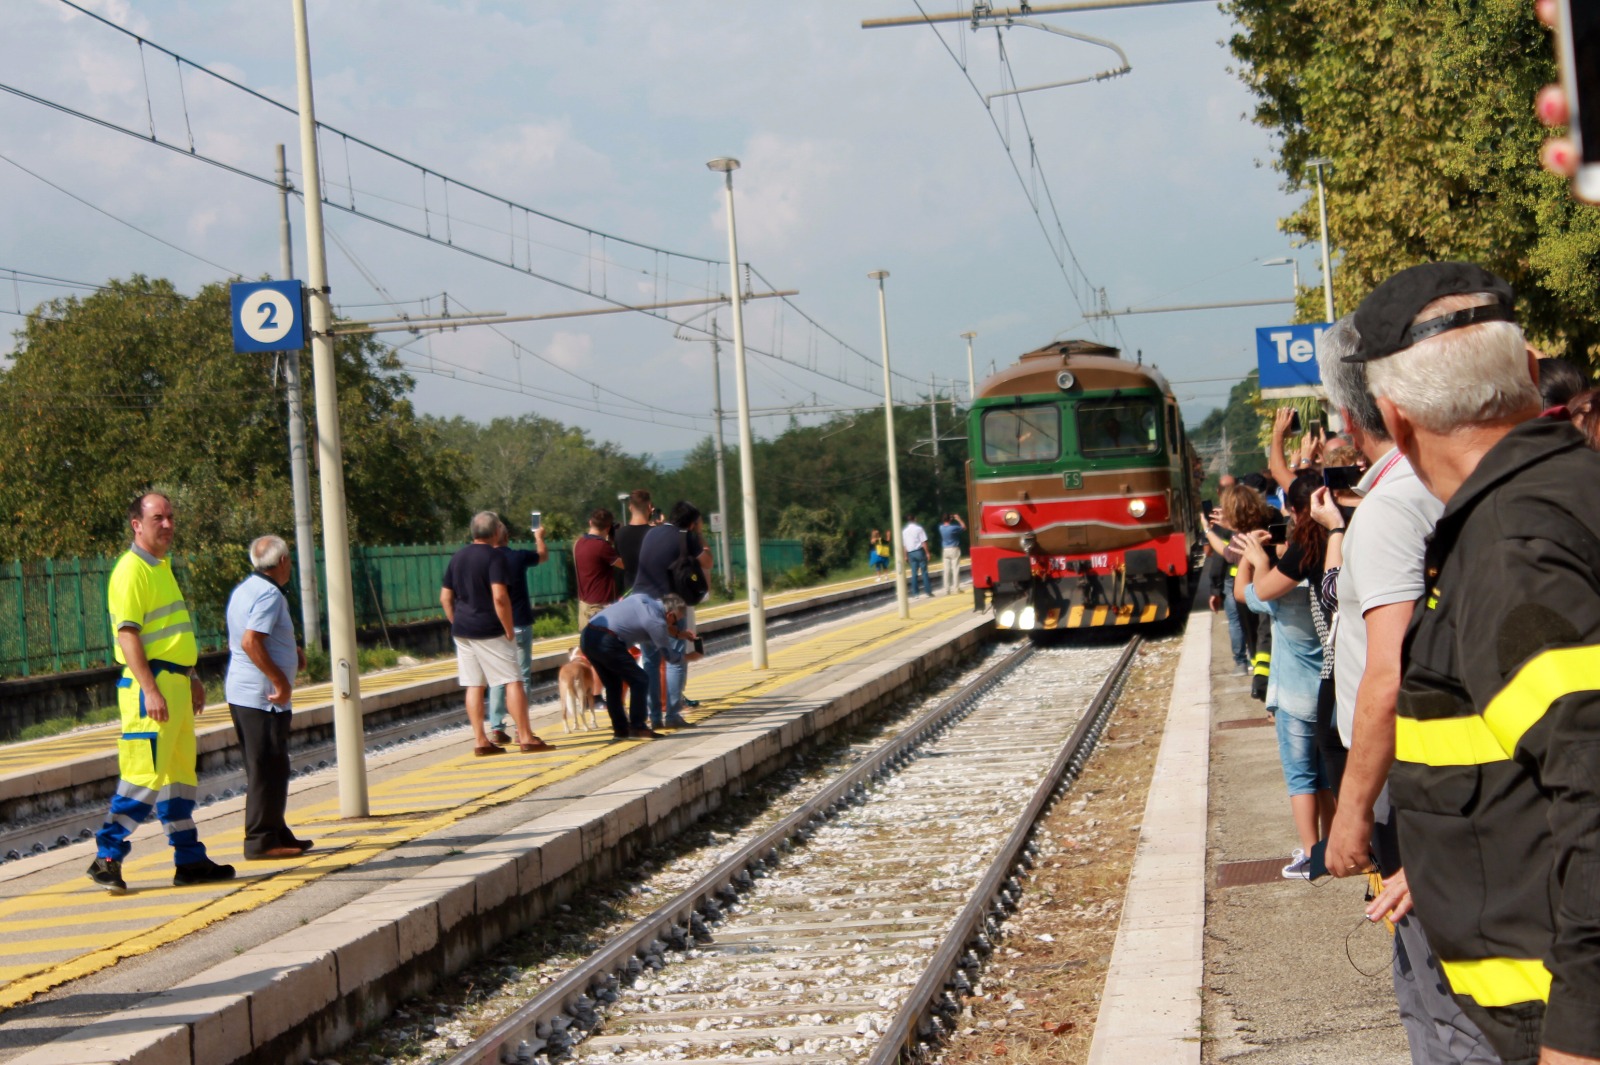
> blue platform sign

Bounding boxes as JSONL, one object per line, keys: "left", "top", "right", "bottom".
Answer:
{"left": 1255, "top": 322, "right": 1331, "bottom": 394}
{"left": 231, "top": 280, "right": 306, "bottom": 353}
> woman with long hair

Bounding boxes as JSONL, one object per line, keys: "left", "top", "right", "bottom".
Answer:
{"left": 1236, "top": 472, "right": 1333, "bottom": 879}
{"left": 1207, "top": 484, "right": 1272, "bottom": 676}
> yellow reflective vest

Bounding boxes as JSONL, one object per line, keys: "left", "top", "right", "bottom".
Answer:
{"left": 107, "top": 544, "right": 198, "bottom": 668}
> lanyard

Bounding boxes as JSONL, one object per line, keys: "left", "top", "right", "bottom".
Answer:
{"left": 1365, "top": 450, "right": 1405, "bottom": 492}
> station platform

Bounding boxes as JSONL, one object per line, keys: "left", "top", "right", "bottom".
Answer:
{"left": 1086, "top": 609, "right": 1412, "bottom": 1063}
{"left": 0, "top": 571, "right": 926, "bottom": 827}
{"left": 0, "top": 588, "right": 987, "bottom": 1065}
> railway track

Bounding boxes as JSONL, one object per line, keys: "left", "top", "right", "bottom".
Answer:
{"left": 445, "top": 636, "right": 1141, "bottom": 1065}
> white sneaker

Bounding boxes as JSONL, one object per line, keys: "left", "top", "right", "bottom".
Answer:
{"left": 1281, "top": 849, "right": 1311, "bottom": 879}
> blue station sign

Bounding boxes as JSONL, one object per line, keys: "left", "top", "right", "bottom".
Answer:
{"left": 230, "top": 280, "right": 306, "bottom": 353}
{"left": 1255, "top": 322, "right": 1331, "bottom": 393}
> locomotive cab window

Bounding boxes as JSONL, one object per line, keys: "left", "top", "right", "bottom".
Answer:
{"left": 1077, "top": 399, "right": 1160, "bottom": 457}
{"left": 982, "top": 405, "right": 1061, "bottom": 465}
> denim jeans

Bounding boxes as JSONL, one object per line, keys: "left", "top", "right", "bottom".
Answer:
{"left": 907, "top": 548, "right": 930, "bottom": 597}
{"left": 640, "top": 639, "right": 687, "bottom": 727}
{"left": 1222, "top": 591, "right": 1249, "bottom": 671}
{"left": 486, "top": 624, "right": 533, "bottom": 730}
{"left": 579, "top": 627, "right": 647, "bottom": 735}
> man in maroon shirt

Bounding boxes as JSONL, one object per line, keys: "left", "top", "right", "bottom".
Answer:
{"left": 573, "top": 508, "right": 623, "bottom": 627}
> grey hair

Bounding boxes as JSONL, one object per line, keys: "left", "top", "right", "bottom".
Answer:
{"left": 660, "top": 593, "right": 687, "bottom": 616}
{"left": 469, "top": 511, "right": 502, "bottom": 540}
{"left": 1315, "top": 315, "right": 1387, "bottom": 440}
{"left": 250, "top": 534, "right": 290, "bottom": 570}
{"left": 1366, "top": 293, "right": 1539, "bottom": 434}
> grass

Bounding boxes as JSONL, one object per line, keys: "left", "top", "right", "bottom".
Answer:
{"left": 17, "top": 704, "right": 119, "bottom": 742}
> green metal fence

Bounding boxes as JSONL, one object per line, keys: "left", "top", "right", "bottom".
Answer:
{"left": 1, "top": 537, "right": 802, "bottom": 680}
{"left": 710, "top": 538, "right": 806, "bottom": 581}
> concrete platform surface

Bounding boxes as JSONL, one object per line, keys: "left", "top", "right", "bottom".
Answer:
{"left": 0, "top": 590, "right": 988, "bottom": 1065}
{"left": 1201, "top": 610, "right": 1410, "bottom": 1063}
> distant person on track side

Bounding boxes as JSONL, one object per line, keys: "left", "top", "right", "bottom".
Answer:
{"left": 902, "top": 515, "right": 932, "bottom": 598}
{"left": 574, "top": 508, "right": 623, "bottom": 628}
{"left": 868, "top": 529, "right": 892, "bottom": 581}
{"left": 440, "top": 512, "right": 552, "bottom": 757}
{"left": 631, "top": 501, "right": 710, "bottom": 730}
{"left": 87, "top": 492, "right": 234, "bottom": 894}
{"left": 615, "top": 489, "right": 653, "bottom": 596}
{"left": 938, "top": 513, "right": 966, "bottom": 596}
{"left": 1314, "top": 308, "right": 1499, "bottom": 1065}
{"left": 1234, "top": 473, "right": 1333, "bottom": 880}
{"left": 223, "top": 534, "right": 312, "bottom": 862}
{"left": 485, "top": 515, "right": 546, "bottom": 746}
{"left": 580, "top": 593, "right": 692, "bottom": 740}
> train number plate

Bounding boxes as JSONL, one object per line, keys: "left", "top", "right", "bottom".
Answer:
{"left": 1062, "top": 471, "right": 1083, "bottom": 489}
{"left": 1091, "top": 553, "right": 1110, "bottom": 569}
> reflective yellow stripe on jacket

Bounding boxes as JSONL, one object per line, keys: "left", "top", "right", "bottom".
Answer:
{"left": 1396, "top": 643, "right": 1600, "bottom": 767}
{"left": 1440, "top": 956, "right": 1552, "bottom": 1008}
{"left": 107, "top": 547, "right": 199, "bottom": 668}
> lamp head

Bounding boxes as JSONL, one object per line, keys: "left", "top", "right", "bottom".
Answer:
{"left": 1261, "top": 257, "right": 1292, "bottom": 267}
{"left": 960, "top": 331, "right": 977, "bottom": 340}
{"left": 867, "top": 270, "right": 889, "bottom": 281}
{"left": 706, "top": 157, "right": 741, "bottom": 173}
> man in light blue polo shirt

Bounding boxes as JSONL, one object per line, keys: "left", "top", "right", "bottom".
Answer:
{"left": 224, "top": 535, "right": 311, "bottom": 861}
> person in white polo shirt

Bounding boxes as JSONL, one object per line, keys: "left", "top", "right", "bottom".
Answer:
{"left": 224, "top": 535, "right": 311, "bottom": 861}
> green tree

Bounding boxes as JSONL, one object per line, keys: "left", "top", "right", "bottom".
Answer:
{"left": 0, "top": 275, "right": 469, "bottom": 562}
{"left": 1225, "top": 0, "right": 1600, "bottom": 362}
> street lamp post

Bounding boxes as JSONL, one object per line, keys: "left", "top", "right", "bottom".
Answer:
{"left": 707, "top": 157, "right": 767, "bottom": 669}
{"left": 1308, "top": 158, "right": 1336, "bottom": 322}
{"left": 1261, "top": 257, "right": 1301, "bottom": 313}
{"left": 870, "top": 270, "right": 911, "bottom": 620}
{"left": 961, "top": 331, "right": 977, "bottom": 403}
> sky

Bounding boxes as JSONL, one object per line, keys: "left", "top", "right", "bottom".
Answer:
{"left": 0, "top": 0, "right": 1308, "bottom": 459}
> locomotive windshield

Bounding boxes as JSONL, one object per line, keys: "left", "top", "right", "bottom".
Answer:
{"left": 982, "top": 405, "right": 1061, "bottom": 465}
{"left": 1077, "top": 399, "right": 1160, "bottom": 457}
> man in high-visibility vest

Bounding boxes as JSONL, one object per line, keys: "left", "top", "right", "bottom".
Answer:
{"left": 87, "top": 492, "right": 234, "bottom": 893}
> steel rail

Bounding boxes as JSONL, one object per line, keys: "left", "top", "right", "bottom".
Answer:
{"left": 446, "top": 638, "right": 1034, "bottom": 1065}
{"left": 867, "top": 634, "right": 1142, "bottom": 1063}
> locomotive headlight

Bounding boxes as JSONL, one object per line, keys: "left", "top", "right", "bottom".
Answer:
{"left": 999, "top": 608, "right": 1017, "bottom": 629}
{"left": 1002, "top": 509, "right": 1022, "bottom": 527}
{"left": 1019, "top": 606, "right": 1036, "bottom": 630}
{"left": 1127, "top": 499, "right": 1148, "bottom": 518}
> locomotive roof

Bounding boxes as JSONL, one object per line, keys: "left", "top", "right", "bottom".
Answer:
{"left": 977, "top": 339, "right": 1172, "bottom": 399}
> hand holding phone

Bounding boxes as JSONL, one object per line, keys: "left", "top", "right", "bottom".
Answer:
{"left": 1554, "top": 0, "right": 1600, "bottom": 200}
{"left": 529, "top": 510, "right": 543, "bottom": 532}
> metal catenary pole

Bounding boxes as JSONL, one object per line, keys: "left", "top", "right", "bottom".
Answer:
{"left": 292, "top": 0, "right": 368, "bottom": 816}
{"left": 871, "top": 271, "right": 911, "bottom": 620}
{"left": 1311, "top": 158, "right": 1337, "bottom": 322}
{"left": 708, "top": 157, "right": 767, "bottom": 668}
{"left": 276, "top": 143, "right": 321, "bottom": 652}
{"left": 962, "top": 331, "right": 977, "bottom": 403}
{"left": 709, "top": 320, "right": 734, "bottom": 595}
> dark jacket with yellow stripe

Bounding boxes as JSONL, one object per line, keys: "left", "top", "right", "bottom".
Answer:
{"left": 1392, "top": 415, "right": 1600, "bottom": 1061}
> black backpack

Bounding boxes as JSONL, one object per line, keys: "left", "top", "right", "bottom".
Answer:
{"left": 668, "top": 529, "right": 708, "bottom": 605}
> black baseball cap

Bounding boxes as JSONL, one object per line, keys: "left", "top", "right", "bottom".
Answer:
{"left": 1345, "top": 262, "right": 1516, "bottom": 363}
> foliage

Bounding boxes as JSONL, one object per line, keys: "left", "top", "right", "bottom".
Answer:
{"left": 775, "top": 503, "right": 854, "bottom": 577}
{"left": 428, "top": 413, "right": 657, "bottom": 543}
{"left": 0, "top": 276, "right": 470, "bottom": 560}
{"left": 1188, "top": 371, "right": 1266, "bottom": 482}
{"left": 530, "top": 603, "right": 577, "bottom": 639}
{"left": 1225, "top": 0, "right": 1600, "bottom": 363}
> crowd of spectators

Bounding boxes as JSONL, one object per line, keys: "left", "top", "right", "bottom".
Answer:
{"left": 1202, "top": 258, "right": 1600, "bottom": 1065}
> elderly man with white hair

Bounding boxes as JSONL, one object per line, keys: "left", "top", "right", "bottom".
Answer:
{"left": 1348, "top": 262, "right": 1600, "bottom": 1065}
{"left": 224, "top": 534, "right": 311, "bottom": 860}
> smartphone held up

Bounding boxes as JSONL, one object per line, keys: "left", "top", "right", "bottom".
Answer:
{"left": 1556, "top": 0, "right": 1600, "bottom": 200}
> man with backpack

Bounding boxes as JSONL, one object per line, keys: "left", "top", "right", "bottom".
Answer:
{"left": 630, "top": 500, "right": 711, "bottom": 730}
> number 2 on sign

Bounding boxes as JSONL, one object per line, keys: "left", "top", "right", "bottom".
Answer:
{"left": 259, "top": 302, "right": 279, "bottom": 329}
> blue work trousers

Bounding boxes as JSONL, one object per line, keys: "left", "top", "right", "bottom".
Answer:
{"left": 907, "top": 548, "right": 931, "bottom": 597}
{"left": 487, "top": 624, "right": 534, "bottom": 730}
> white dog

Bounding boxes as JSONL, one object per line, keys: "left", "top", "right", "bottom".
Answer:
{"left": 559, "top": 647, "right": 601, "bottom": 733}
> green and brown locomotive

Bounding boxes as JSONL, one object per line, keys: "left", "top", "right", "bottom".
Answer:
{"left": 966, "top": 339, "right": 1201, "bottom": 631}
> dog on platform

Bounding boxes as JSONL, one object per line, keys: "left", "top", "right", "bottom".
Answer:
{"left": 559, "top": 647, "right": 601, "bottom": 732}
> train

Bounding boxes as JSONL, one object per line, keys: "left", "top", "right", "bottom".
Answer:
{"left": 964, "top": 339, "right": 1201, "bottom": 631}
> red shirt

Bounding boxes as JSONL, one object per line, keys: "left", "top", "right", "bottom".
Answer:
{"left": 573, "top": 534, "right": 620, "bottom": 605}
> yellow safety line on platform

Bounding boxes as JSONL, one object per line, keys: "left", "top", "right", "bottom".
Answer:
{"left": 0, "top": 573, "right": 895, "bottom": 774}
{"left": 0, "top": 594, "right": 972, "bottom": 1011}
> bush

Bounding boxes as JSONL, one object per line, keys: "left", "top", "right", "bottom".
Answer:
{"left": 301, "top": 647, "right": 330, "bottom": 683}
{"left": 531, "top": 603, "right": 577, "bottom": 640}
{"left": 775, "top": 503, "right": 854, "bottom": 578}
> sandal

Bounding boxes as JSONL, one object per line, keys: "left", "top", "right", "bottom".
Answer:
{"left": 474, "top": 743, "right": 506, "bottom": 757}
{"left": 520, "top": 739, "right": 556, "bottom": 753}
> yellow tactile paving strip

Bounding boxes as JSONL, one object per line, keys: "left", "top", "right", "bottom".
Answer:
{"left": 0, "top": 591, "right": 974, "bottom": 1011}
{"left": 0, "top": 572, "right": 897, "bottom": 777}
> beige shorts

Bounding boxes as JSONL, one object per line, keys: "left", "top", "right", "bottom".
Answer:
{"left": 578, "top": 600, "right": 608, "bottom": 627}
{"left": 455, "top": 635, "right": 519, "bottom": 688}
